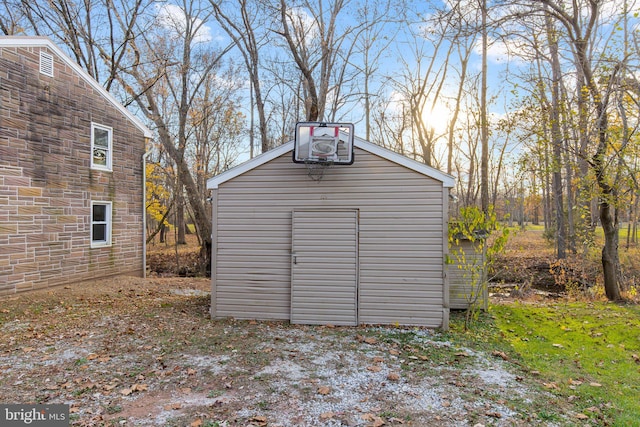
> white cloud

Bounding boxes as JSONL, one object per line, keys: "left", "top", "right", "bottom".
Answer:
{"left": 156, "top": 4, "right": 218, "bottom": 44}
{"left": 284, "top": 6, "right": 318, "bottom": 46}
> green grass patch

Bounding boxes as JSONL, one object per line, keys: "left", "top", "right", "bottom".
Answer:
{"left": 492, "top": 301, "right": 640, "bottom": 426}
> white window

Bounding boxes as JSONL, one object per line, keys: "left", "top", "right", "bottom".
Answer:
{"left": 91, "top": 201, "right": 112, "bottom": 247}
{"left": 40, "top": 51, "right": 54, "bottom": 77}
{"left": 91, "top": 123, "right": 113, "bottom": 171}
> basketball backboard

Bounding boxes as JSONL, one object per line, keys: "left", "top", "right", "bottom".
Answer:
{"left": 293, "top": 122, "right": 354, "bottom": 165}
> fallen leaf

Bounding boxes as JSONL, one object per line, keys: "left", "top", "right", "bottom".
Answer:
{"left": 442, "top": 400, "right": 451, "bottom": 408}
{"left": 589, "top": 382, "right": 602, "bottom": 387}
{"left": 364, "top": 337, "right": 377, "bottom": 345}
{"left": 120, "top": 388, "right": 132, "bottom": 396}
{"left": 249, "top": 415, "right": 267, "bottom": 426}
{"left": 317, "top": 386, "right": 330, "bottom": 395}
{"left": 387, "top": 372, "right": 400, "bottom": 381}
{"left": 360, "top": 413, "right": 385, "bottom": 426}
{"left": 486, "top": 411, "right": 502, "bottom": 418}
{"left": 373, "top": 356, "right": 384, "bottom": 363}
{"left": 131, "top": 383, "right": 148, "bottom": 392}
{"left": 361, "top": 413, "right": 375, "bottom": 421}
{"left": 491, "top": 350, "right": 509, "bottom": 361}
{"left": 552, "top": 343, "right": 564, "bottom": 348}
{"left": 87, "top": 353, "right": 99, "bottom": 360}
{"left": 367, "top": 365, "right": 382, "bottom": 372}
{"left": 186, "top": 368, "right": 197, "bottom": 375}
{"left": 575, "top": 413, "right": 589, "bottom": 420}
{"left": 320, "top": 412, "right": 334, "bottom": 419}
{"left": 190, "top": 419, "right": 203, "bottom": 427}
{"left": 389, "top": 349, "right": 400, "bottom": 356}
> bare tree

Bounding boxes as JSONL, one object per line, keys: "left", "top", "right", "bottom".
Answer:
{"left": 273, "top": 0, "right": 357, "bottom": 122}
{"left": 209, "top": 0, "right": 273, "bottom": 153}
{"left": 114, "top": 1, "right": 235, "bottom": 265}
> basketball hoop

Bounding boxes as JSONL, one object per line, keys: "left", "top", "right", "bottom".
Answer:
{"left": 293, "top": 122, "right": 355, "bottom": 165}
{"left": 304, "top": 158, "right": 333, "bottom": 182}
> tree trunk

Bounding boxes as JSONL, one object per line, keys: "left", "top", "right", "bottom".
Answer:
{"left": 176, "top": 184, "right": 186, "bottom": 245}
{"left": 600, "top": 201, "right": 621, "bottom": 300}
{"left": 593, "top": 97, "right": 621, "bottom": 300}
{"left": 480, "top": 0, "right": 489, "bottom": 213}
{"left": 546, "top": 12, "right": 565, "bottom": 259}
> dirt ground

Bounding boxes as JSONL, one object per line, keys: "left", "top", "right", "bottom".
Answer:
{"left": 0, "top": 277, "right": 571, "bottom": 427}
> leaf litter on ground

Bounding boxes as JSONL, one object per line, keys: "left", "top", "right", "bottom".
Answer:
{"left": 0, "top": 277, "right": 578, "bottom": 426}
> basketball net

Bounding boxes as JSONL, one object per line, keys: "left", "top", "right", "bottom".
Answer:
{"left": 304, "top": 159, "right": 333, "bottom": 182}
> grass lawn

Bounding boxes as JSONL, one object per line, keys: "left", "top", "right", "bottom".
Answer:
{"left": 490, "top": 301, "right": 640, "bottom": 426}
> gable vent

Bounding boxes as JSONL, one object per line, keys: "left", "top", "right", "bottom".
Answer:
{"left": 39, "top": 51, "right": 54, "bottom": 77}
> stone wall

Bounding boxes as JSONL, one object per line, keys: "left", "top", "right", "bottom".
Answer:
{"left": 0, "top": 44, "right": 146, "bottom": 295}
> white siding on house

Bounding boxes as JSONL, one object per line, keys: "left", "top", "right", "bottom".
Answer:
{"left": 211, "top": 147, "right": 448, "bottom": 327}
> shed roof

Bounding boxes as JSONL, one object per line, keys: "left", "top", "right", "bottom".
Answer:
{"left": 0, "top": 36, "right": 153, "bottom": 139}
{"left": 207, "top": 136, "right": 455, "bottom": 189}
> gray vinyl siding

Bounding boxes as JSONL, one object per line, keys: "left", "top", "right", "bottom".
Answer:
{"left": 449, "top": 239, "right": 487, "bottom": 310}
{"left": 212, "top": 148, "right": 447, "bottom": 327}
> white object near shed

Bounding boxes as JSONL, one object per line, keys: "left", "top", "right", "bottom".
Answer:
{"left": 206, "top": 136, "right": 455, "bottom": 328}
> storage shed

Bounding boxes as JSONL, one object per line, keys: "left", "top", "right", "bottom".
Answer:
{"left": 206, "top": 135, "right": 455, "bottom": 328}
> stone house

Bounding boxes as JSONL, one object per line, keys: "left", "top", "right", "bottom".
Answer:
{"left": 0, "top": 36, "right": 153, "bottom": 295}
